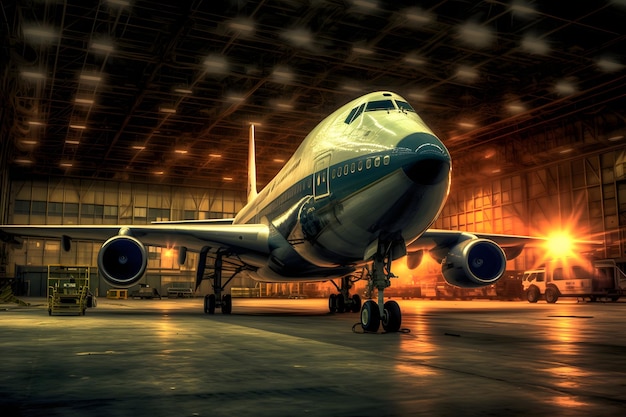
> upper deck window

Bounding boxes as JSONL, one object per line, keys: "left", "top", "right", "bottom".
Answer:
{"left": 395, "top": 100, "right": 415, "bottom": 112}
{"left": 365, "top": 100, "right": 396, "bottom": 112}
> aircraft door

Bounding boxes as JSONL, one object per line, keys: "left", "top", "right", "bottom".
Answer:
{"left": 313, "top": 154, "right": 331, "bottom": 200}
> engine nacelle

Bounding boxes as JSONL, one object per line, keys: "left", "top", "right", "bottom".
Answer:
{"left": 97, "top": 235, "right": 147, "bottom": 287}
{"left": 441, "top": 239, "right": 506, "bottom": 288}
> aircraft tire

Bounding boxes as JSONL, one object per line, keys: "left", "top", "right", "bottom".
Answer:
{"left": 351, "top": 294, "right": 362, "bottom": 313}
{"left": 360, "top": 300, "right": 380, "bottom": 332}
{"left": 336, "top": 294, "right": 345, "bottom": 313}
{"left": 382, "top": 300, "right": 402, "bottom": 333}
{"left": 204, "top": 294, "right": 216, "bottom": 314}
{"left": 222, "top": 294, "right": 232, "bottom": 314}
{"left": 328, "top": 294, "right": 337, "bottom": 313}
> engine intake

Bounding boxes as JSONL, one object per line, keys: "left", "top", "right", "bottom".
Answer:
{"left": 97, "top": 235, "right": 147, "bottom": 287}
{"left": 441, "top": 239, "right": 506, "bottom": 288}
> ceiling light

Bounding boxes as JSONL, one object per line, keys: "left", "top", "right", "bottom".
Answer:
{"left": 23, "top": 25, "right": 59, "bottom": 44}
{"left": 69, "top": 124, "right": 87, "bottom": 129}
{"left": 79, "top": 73, "right": 102, "bottom": 83}
{"left": 458, "top": 121, "right": 476, "bottom": 129}
{"left": 455, "top": 65, "right": 479, "bottom": 82}
{"left": 608, "top": 135, "right": 624, "bottom": 142}
{"left": 352, "top": 44, "right": 374, "bottom": 55}
{"left": 21, "top": 70, "right": 45, "bottom": 80}
{"left": 222, "top": 177, "right": 233, "bottom": 181}
{"left": 521, "top": 33, "right": 550, "bottom": 55}
{"left": 132, "top": 145, "right": 145, "bottom": 150}
{"left": 554, "top": 79, "right": 577, "bottom": 96}
{"left": 208, "top": 153, "right": 222, "bottom": 158}
{"left": 28, "top": 120, "right": 45, "bottom": 126}
{"left": 174, "top": 149, "right": 188, "bottom": 154}
{"left": 91, "top": 40, "right": 114, "bottom": 53}
{"left": 174, "top": 87, "right": 193, "bottom": 94}
{"left": 402, "top": 7, "right": 434, "bottom": 25}
{"left": 403, "top": 53, "right": 426, "bottom": 66}
{"left": 506, "top": 102, "right": 526, "bottom": 114}
{"left": 60, "top": 162, "right": 73, "bottom": 168}
{"left": 510, "top": 0, "right": 537, "bottom": 17}
{"left": 273, "top": 159, "right": 285, "bottom": 163}
{"left": 20, "top": 140, "right": 38, "bottom": 146}
{"left": 559, "top": 148, "right": 573, "bottom": 154}
{"left": 203, "top": 54, "right": 229, "bottom": 74}
{"left": 15, "top": 158, "right": 34, "bottom": 164}
{"left": 596, "top": 57, "right": 624, "bottom": 73}
{"left": 65, "top": 140, "right": 80, "bottom": 145}
{"left": 458, "top": 22, "right": 494, "bottom": 48}
{"left": 106, "top": 0, "right": 131, "bottom": 8}
{"left": 228, "top": 17, "right": 255, "bottom": 36}
{"left": 75, "top": 97, "right": 94, "bottom": 105}
{"left": 154, "top": 171, "right": 165, "bottom": 175}
{"left": 281, "top": 28, "right": 315, "bottom": 49}
{"left": 159, "top": 106, "right": 177, "bottom": 114}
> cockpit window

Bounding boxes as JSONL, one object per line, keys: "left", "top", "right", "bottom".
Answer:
{"left": 395, "top": 100, "right": 415, "bottom": 112}
{"left": 365, "top": 100, "right": 396, "bottom": 112}
{"left": 344, "top": 103, "right": 365, "bottom": 124}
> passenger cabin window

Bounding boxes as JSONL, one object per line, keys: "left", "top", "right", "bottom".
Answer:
{"left": 344, "top": 103, "right": 365, "bottom": 124}
{"left": 395, "top": 100, "right": 415, "bottom": 112}
{"left": 365, "top": 100, "right": 396, "bottom": 112}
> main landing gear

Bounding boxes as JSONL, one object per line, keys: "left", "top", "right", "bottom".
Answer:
{"left": 360, "top": 242, "right": 402, "bottom": 333}
{"left": 201, "top": 250, "right": 239, "bottom": 315}
{"left": 328, "top": 276, "right": 362, "bottom": 313}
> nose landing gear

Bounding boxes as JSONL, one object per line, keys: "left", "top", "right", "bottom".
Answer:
{"left": 361, "top": 242, "right": 402, "bottom": 333}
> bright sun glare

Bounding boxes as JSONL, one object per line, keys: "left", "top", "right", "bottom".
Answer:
{"left": 545, "top": 232, "right": 576, "bottom": 259}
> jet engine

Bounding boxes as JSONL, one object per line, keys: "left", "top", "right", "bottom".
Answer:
{"left": 97, "top": 235, "right": 148, "bottom": 287}
{"left": 441, "top": 239, "right": 506, "bottom": 288}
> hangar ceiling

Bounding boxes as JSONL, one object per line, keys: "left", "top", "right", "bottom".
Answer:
{"left": 2, "top": 0, "right": 625, "bottom": 191}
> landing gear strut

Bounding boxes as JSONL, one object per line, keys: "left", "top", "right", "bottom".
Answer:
{"left": 328, "top": 275, "right": 362, "bottom": 313}
{"left": 361, "top": 242, "right": 402, "bottom": 333}
{"left": 202, "top": 250, "right": 237, "bottom": 315}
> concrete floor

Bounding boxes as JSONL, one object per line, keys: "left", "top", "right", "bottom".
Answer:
{"left": 1, "top": 297, "right": 625, "bottom": 417}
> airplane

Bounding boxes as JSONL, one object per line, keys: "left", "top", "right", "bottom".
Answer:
{"left": 1, "top": 91, "right": 554, "bottom": 332}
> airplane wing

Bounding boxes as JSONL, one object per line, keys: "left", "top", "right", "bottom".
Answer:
{"left": 408, "top": 229, "right": 602, "bottom": 261}
{"left": 0, "top": 223, "right": 270, "bottom": 254}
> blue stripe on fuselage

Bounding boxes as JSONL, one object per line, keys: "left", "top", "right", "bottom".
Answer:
{"left": 249, "top": 133, "right": 442, "bottom": 227}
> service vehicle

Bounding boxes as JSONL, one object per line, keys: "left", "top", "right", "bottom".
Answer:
{"left": 522, "top": 258, "right": 626, "bottom": 303}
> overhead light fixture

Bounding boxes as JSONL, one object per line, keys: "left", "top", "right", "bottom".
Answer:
{"left": 65, "top": 140, "right": 80, "bottom": 145}
{"left": 132, "top": 145, "right": 146, "bottom": 150}
{"left": 154, "top": 171, "right": 165, "bottom": 175}
{"left": 174, "top": 149, "right": 188, "bottom": 154}
{"left": 15, "top": 158, "right": 34, "bottom": 164}
{"left": 559, "top": 148, "right": 573, "bottom": 154}
{"left": 106, "top": 0, "right": 131, "bottom": 8}
{"left": 608, "top": 135, "right": 624, "bottom": 142}
{"left": 174, "top": 87, "right": 193, "bottom": 94}
{"left": 75, "top": 97, "right": 95, "bottom": 105}
{"left": 208, "top": 153, "right": 222, "bottom": 158}
{"left": 458, "top": 121, "right": 476, "bottom": 129}
{"left": 21, "top": 70, "right": 45, "bottom": 80}
{"left": 20, "top": 139, "right": 38, "bottom": 146}
{"left": 273, "top": 158, "right": 285, "bottom": 163}
{"left": 69, "top": 124, "right": 87, "bottom": 129}
{"left": 28, "top": 120, "right": 45, "bottom": 126}
{"left": 203, "top": 54, "right": 229, "bottom": 74}
{"left": 60, "top": 162, "right": 73, "bottom": 168}
{"left": 79, "top": 73, "right": 102, "bottom": 83}
{"left": 91, "top": 40, "right": 114, "bottom": 53}
{"left": 159, "top": 106, "right": 177, "bottom": 114}
{"left": 23, "top": 25, "right": 59, "bottom": 44}
{"left": 222, "top": 177, "right": 233, "bottom": 181}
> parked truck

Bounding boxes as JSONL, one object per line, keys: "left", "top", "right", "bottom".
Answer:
{"left": 522, "top": 258, "right": 626, "bottom": 303}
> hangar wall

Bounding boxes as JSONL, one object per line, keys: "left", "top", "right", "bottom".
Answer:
{"left": 435, "top": 140, "right": 625, "bottom": 270}
{"left": 4, "top": 177, "right": 248, "bottom": 296}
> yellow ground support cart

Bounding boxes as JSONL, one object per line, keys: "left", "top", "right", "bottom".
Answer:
{"left": 47, "top": 265, "right": 90, "bottom": 316}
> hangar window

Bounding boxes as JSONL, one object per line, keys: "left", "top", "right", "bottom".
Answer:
{"left": 395, "top": 100, "right": 415, "bottom": 112}
{"left": 365, "top": 100, "right": 395, "bottom": 112}
{"left": 14, "top": 200, "right": 30, "bottom": 214}
{"left": 344, "top": 103, "right": 365, "bottom": 124}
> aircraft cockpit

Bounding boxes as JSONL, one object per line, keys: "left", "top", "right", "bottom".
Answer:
{"left": 344, "top": 98, "right": 416, "bottom": 124}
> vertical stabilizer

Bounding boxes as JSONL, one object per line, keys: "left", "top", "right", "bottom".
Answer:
{"left": 247, "top": 124, "right": 258, "bottom": 203}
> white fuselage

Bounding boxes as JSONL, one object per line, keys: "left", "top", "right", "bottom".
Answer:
{"left": 235, "top": 91, "right": 451, "bottom": 281}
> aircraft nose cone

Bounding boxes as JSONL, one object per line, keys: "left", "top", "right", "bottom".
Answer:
{"left": 404, "top": 156, "right": 450, "bottom": 185}
{"left": 398, "top": 134, "right": 451, "bottom": 185}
